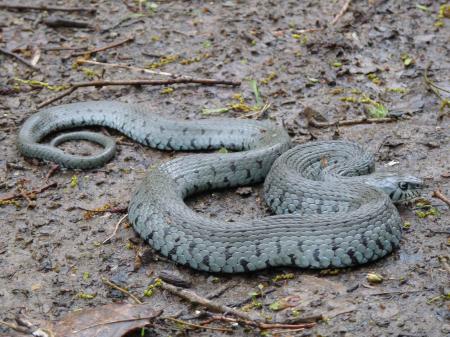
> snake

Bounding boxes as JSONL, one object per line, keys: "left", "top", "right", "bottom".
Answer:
{"left": 18, "top": 101, "right": 422, "bottom": 273}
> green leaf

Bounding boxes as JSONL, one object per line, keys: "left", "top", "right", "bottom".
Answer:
{"left": 416, "top": 4, "right": 431, "bottom": 12}
{"left": 403, "top": 57, "right": 413, "bottom": 66}
{"left": 70, "top": 175, "right": 78, "bottom": 188}
{"left": 201, "top": 107, "right": 230, "bottom": 115}
{"left": 250, "top": 79, "right": 263, "bottom": 107}
{"left": 202, "top": 40, "right": 212, "bottom": 48}
{"left": 368, "top": 103, "right": 389, "bottom": 118}
{"left": 217, "top": 147, "right": 228, "bottom": 154}
{"left": 269, "top": 300, "right": 283, "bottom": 311}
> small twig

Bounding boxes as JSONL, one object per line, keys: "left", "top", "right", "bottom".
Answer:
{"left": 37, "top": 87, "right": 77, "bottom": 109}
{"left": 200, "top": 315, "right": 315, "bottom": 330}
{"left": 14, "top": 316, "right": 55, "bottom": 337}
{"left": 101, "top": 16, "right": 145, "bottom": 34}
{"left": 206, "top": 282, "right": 237, "bottom": 299}
{"left": 294, "top": 28, "right": 323, "bottom": 34}
{"left": 0, "top": 182, "right": 57, "bottom": 203}
{"left": 19, "top": 188, "right": 36, "bottom": 208}
{"left": 259, "top": 321, "right": 316, "bottom": 330}
{"left": 0, "top": 3, "right": 96, "bottom": 13}
{"left": 77, "top": 59, "right": 173, "bottom": 77}
{"left": 294, "top": 0, "right": 352, "bottom": 34}
{"left": 0, "top": 320, "right": 30, "bottom": 334}
{"left": 309, "top": 116, "right": 395, "bottom": 128}
{"left": 165, "top": 317, "right": 233, "bottom": 332}
{"left": 429, "top": 229, "right": 450, "bottom": 235}
{"left": 69, "top": 78, "right": 240, "bottom": 88}
{"left": 45, "top": 164, "right": 60, "bottom": 181}
{"left": 432, "top": 189, "right": 450, "bottom": 207}
{"left": 43, "top": 46, "right": 88, "bottom": 52}
{"left": 283, "top": 314, "right": 324, "bottom": 324}
{"left": 73, "top": 310, "right": 163, "bottom": 333}
{"left": 44, "top": 17, "right": 91, "bottom": 29}
{"left": 424, "top": 63, "right": 450, "bottom": 96}
{"left": 242, "top": 102, "right": 271, "bottom": 119}
{"left": 228, "top": 287, "right": 276, "bottom": 307}
{"left": 71, "top": 36, "right": 135, "bottom": 56}
{"left": 103, "top": 213, "right": 129, "bottom": 244}
{"left": 330, "top": 0, "right": 352, "bottom": 25}
{"left": 0, "top": 47, "right": 39, "bottom": 70}
{"left": 160, "top": 282, "right": 255, "bottom": 322}
{"left": 73, "top": 205, "right": 128, "bottom": 214}
{"left": 101, "top": 277, "right": 142, "bottom": 304}
{"left": 160, "top": 282, "right": 315, "bottom": 330}
{"left": 367, "top": 289, "right": 434, "bottom": 296}
{"left": 37, "top": 78, "right": 241, "bottom": 108}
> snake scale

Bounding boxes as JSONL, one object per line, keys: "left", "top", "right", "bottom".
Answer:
{"left": 18, "top": 101, "right": 422, "bottom": 273}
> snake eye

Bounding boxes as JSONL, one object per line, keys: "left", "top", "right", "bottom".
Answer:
{"left": 398, "top": 182, "right": 408, "bottom": 190}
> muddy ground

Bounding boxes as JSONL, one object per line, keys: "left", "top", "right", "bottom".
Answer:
{"left": 1, "top": 1, "right": 449, "bottom": 336}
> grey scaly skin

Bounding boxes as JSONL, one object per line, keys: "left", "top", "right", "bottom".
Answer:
{"left": 17, "top": 101, "right": 423, "bottom": 273}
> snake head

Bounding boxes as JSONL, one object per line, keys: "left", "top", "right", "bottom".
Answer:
{"left": 365, "top": 174, "right": 423, "bottom": 203}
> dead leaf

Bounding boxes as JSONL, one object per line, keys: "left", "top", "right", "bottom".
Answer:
{"left": 8, "top": 304, "right": 162, "bottom": 337}
{"left": 269, "top": 295, "right": 301, "bottom": 311}
{"left": 304, "top": 106, "right": 328, "bottom": 124}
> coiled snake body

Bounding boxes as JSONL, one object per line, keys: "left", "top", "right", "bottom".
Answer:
{"left": 18, "top": 101, "right": 422, "bottom": 273}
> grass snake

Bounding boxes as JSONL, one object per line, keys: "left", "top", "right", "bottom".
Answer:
{"left": 18, "top": 101, "right": 422, "bottom": 273}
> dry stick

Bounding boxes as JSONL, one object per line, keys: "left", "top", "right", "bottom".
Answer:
{"left": 43, "top": 46, "right": 89, "bottom": 52}
{"left": 101, "top": 277, "right": 143, "bottom": 304}
{"left": 77, "top": 59, "right": 173, "bottom": 77}
{"left": 165, "top": 317, "right": 233, "bottom": 333}
{"left": 45, "top": 164, "right": 60, "bottom": 181}
{"left": 37, "top": 78, "right": 241, "bottom": 109}
{"left": 76, "top": 205, "right": 128, "bottom": 214}
{"left": 432, "top": 189, "right": 450, "bottom": 207}
{"left": 44, "top": 17, "right": 91, "bottom": 29}
{"left": 295, "top": 0, "right": 351, "bottom": 34}
{"left": 330, "top": 0, "right": 352, "bottom": 25}
{"left": 103, "top": 213, "right": 129, "bottom": 244}
{"left": 0, "top": 47, "right": 39, "bottom": 70}
{"left": 309, "top": 116, "right": 395, "bottom": 128}
{"left": 19, "top": 188, "right": 36, "bottom": 208}
{"left": 71, "top": 78, "right": 241, "bottom": 88}
{"left": 228, "top": 287, "right": 276, "bottom": 307}
{"left": 424, "top": 63, "right": 450, "bottom": 96}
{"left": 160, "top": 282, "right": 315, "bottom": 330}
{"left": 206, "top": 282, "right": 237, "bottom": 299}
{"left": 37, "top": 87, "right": 77, "bottom": 109}
{"left": 0, "top": 182, "right": 57, "bottom": 203}
{"left": 161, "top": 282, "right": 255, "bottom": 322}
{"left": 73, "top": 311, "right": 163, "bottom": 333}
{"left": 295, "top": 27, "right": 323, "bottom": 34}
{"left": 0, "top": 320, "right": 30, "bottom": 334}
{"left": 242, "top": 102, "right": 271, "bottom": 119}
{"left": 201, "top": 313, "right": 321, "bottom": 326}
{"left": 367, "top": 289, "right": 434, "bottom": 296}
{"left": 200, "top": 315, "right": 315, "bottom": 330}
{"left": 0, "top": 3, "right": 96, "bottom": 13}
{"left": 71, "top": 36, "right": 135, "bottom": 57}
